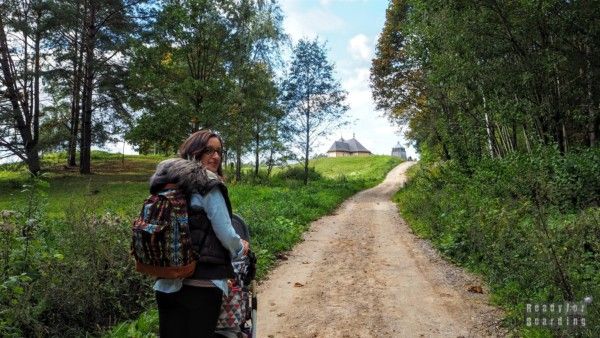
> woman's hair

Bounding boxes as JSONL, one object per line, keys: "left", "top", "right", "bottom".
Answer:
{"left": 178, "top": 129, "right": 224, "bottom": 176}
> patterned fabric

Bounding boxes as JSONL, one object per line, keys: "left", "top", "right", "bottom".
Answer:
{"left": 217, "top": 279, "right": 249, "bottom": 329}
{"left": 216, "top": 257, "right": 253, "bottom": 333}
{"left": 131, "top": 189, "right": 196, "bottom": 278}
{"left": 216, "top": 215, "right": 255, "bottom": 336}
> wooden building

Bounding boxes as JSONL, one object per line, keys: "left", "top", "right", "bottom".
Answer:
{"left": 327, "top": 136, "right": 372, "bottom": 157}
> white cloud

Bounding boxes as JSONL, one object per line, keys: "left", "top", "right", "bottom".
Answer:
{"left": 342, "top": 68, "right": 372, "bottom": 110}
{"left": 343, "top": 67, "right": 370, "bottom": 90}
{"left": 347, "top": 34, "right": 372, "bottom": 61}
{"left": 281, "top": 1, "right": 345, "bottom": 42}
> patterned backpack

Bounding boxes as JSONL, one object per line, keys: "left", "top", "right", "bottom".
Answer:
{"left": 131, "top": 186, "right": 196, "bottom": 278}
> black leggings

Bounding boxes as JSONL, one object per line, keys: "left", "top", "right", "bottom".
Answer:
{"left": 156, "top": 285, "right": 223, "bottom": 338}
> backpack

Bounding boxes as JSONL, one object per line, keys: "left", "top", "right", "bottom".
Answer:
{"left": 131, "top": 186, "right": 196, "bottom": 279}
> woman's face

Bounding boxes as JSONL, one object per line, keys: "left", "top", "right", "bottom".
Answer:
{"left": 199, "top": 136, "right": 222, "bottom": 174}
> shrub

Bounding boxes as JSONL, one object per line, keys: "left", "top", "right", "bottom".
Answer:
{"left": 273, "top": 165, "right": 322, "bottom": 181}
{"left": 38, "top": 211, "right": 153, "bottom": 336}
{"left": 0, "top": 180, "right": 153, "bottom": 337}
{"left": 395, "top": 147, "right": 600, "bottom": 336}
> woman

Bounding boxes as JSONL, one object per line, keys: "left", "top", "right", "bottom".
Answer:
{"left": 149, "top": 129, "right": 249, "bottom": 337}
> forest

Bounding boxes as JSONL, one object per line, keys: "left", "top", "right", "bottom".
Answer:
{"left": 371, "top": 0, "right": 599, "bottom": 336}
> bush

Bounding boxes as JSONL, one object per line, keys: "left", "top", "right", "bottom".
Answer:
{"left": 273, "top": 165, "right": 322, "bottom": 181}
{"left": 0, "top": 179, "right": 153, "bottom": 337}
{"left": 38, "top": 211, "right": 153, "bottom": 336}
{"left": 395, "top": 147, "right": 600, "bottom": 336}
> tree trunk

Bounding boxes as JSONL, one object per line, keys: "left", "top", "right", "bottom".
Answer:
{"left": 495, "top": 122, "right": 507, "bottom": 157}
{"left": 267, "top": 145, "right": 274, "bottom": 177}
{"left": 522, "top": 123, "right": 531, "bottom": 154}
{"left": 68, "top": 9, "right": 84, "bottom": 167}
{"left": 235, "top": 147, "right": 242, "bottom": 182}
{"left": 484, "top": 113, "right": 494, "bottom": 158}
{"left": 304, "top": 110, "right": 310, "bottom": 185}
{"left": 0, "top": 14, "right": 40, "bottom": 175}
{"left": 26, "top": 147, "right": 41, "bottom": 175}
{"left": 80, "top": 2, "right": 96, "bottom": 174}
{"left": 479, "top": 84, "right": 494, "bottom": 158}
{"left": 33, "top": 16, "right": 41, "bottom": 150}
{"left": 551, "top": 47, "right": 566, "bottom": 153}
{"left": 585, "top": 42, "right": 597, "bottom": 147}
{"left": 561, "top": 122, "right": 568, "bottom": 153}
{"left": 254, "top": 132, "right": 260, "bottom": 177}
{"left": 511, "top": 121, "right": 517, "bottom": 153}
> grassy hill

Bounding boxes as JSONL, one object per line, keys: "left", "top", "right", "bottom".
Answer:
{"left": 311, "top": 155, "right": 401, "bottom": 181}
{"left": 0, "top": 152, "right": 167, "bottom": 217}
{"left": 0, "top": 152, "right": 402, "bottom": 337}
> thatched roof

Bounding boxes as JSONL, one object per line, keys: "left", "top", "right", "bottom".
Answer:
{"left": 327, "top": 137, "right": 370, "bottom": 153}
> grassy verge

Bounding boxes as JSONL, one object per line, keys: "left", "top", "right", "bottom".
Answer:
{"left": 394, "top": 148, "right": 599, "bottom": 337}
{"left": 0, "top": 152, "right": 402, "bottom": 337}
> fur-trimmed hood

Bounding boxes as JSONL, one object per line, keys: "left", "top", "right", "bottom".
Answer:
{"left": 149, "top": 158, "right": 220, "bottom": 195}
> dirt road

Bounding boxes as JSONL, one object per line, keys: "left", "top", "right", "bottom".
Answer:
{"left": 256, "top": 162, "right": 505, "bottom": 338}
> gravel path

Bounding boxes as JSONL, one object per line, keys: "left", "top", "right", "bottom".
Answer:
{"left": 256, "top": 162, "right": 505, "bottom": 338}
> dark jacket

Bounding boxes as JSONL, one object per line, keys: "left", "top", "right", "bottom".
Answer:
{"left": 150, "top": 158, "right": 235, "bottom": 280}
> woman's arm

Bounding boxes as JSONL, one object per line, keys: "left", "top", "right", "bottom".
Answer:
{"left": 190, "top": 189, "right": 246, "bottom": 258}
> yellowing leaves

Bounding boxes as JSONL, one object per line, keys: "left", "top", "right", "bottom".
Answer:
{"left": 160, "top": 52, "right": 173, "bottom": 66}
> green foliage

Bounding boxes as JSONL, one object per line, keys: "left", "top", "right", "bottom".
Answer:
{"left": 0, "top": 177, "right": 152, "bottom": 337}
{"left": 0, "top": 178, "right": 52, "bottom": 336}
{"left": 372, "top": 0, "right": 600, "bottom": 161}
{"left": 396, "top": 148, "right": 600, "bottom": 336}
{"left": 106, "top": 309, "right": 158, "bottom": 338}
{"left": 126, "top": 0, "right": 284, "bottom": 158}
{"left": 38, "top": 211, "right": 153, "bottom": 336}
{"left": 273, "top": 165, "right": 322, "bottom": 181}
{"left": 0, "top": 153, "right": 402, "bottom": 336}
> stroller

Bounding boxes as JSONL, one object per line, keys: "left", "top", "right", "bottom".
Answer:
{"left": 215, "top": 214, "right": 257, "bottom": 338}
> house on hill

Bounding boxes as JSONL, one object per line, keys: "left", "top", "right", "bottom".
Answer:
{"left": 327, "top": 135, "right": 372, "bottom": 157}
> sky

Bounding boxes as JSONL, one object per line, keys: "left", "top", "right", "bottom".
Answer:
{"left": 280, "top": 0, "right": 417, "bottom": 158}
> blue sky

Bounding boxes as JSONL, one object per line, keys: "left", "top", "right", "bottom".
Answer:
{"left": 281, "top": 0, "right": 417, "bottom": 158}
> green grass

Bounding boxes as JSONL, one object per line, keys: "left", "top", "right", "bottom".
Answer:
{"left": 0, "top": 152, "right": 403, "bottom": 337}
{"left": 0, "top": 151, "right": 168, "bottom": 218}
{"left": 310, "top": 155, "right": 398, "bottom": 180}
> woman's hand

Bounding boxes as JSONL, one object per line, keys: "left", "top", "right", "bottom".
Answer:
{"left": 241, "top": 239, "right": 250, "bottom": 257}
